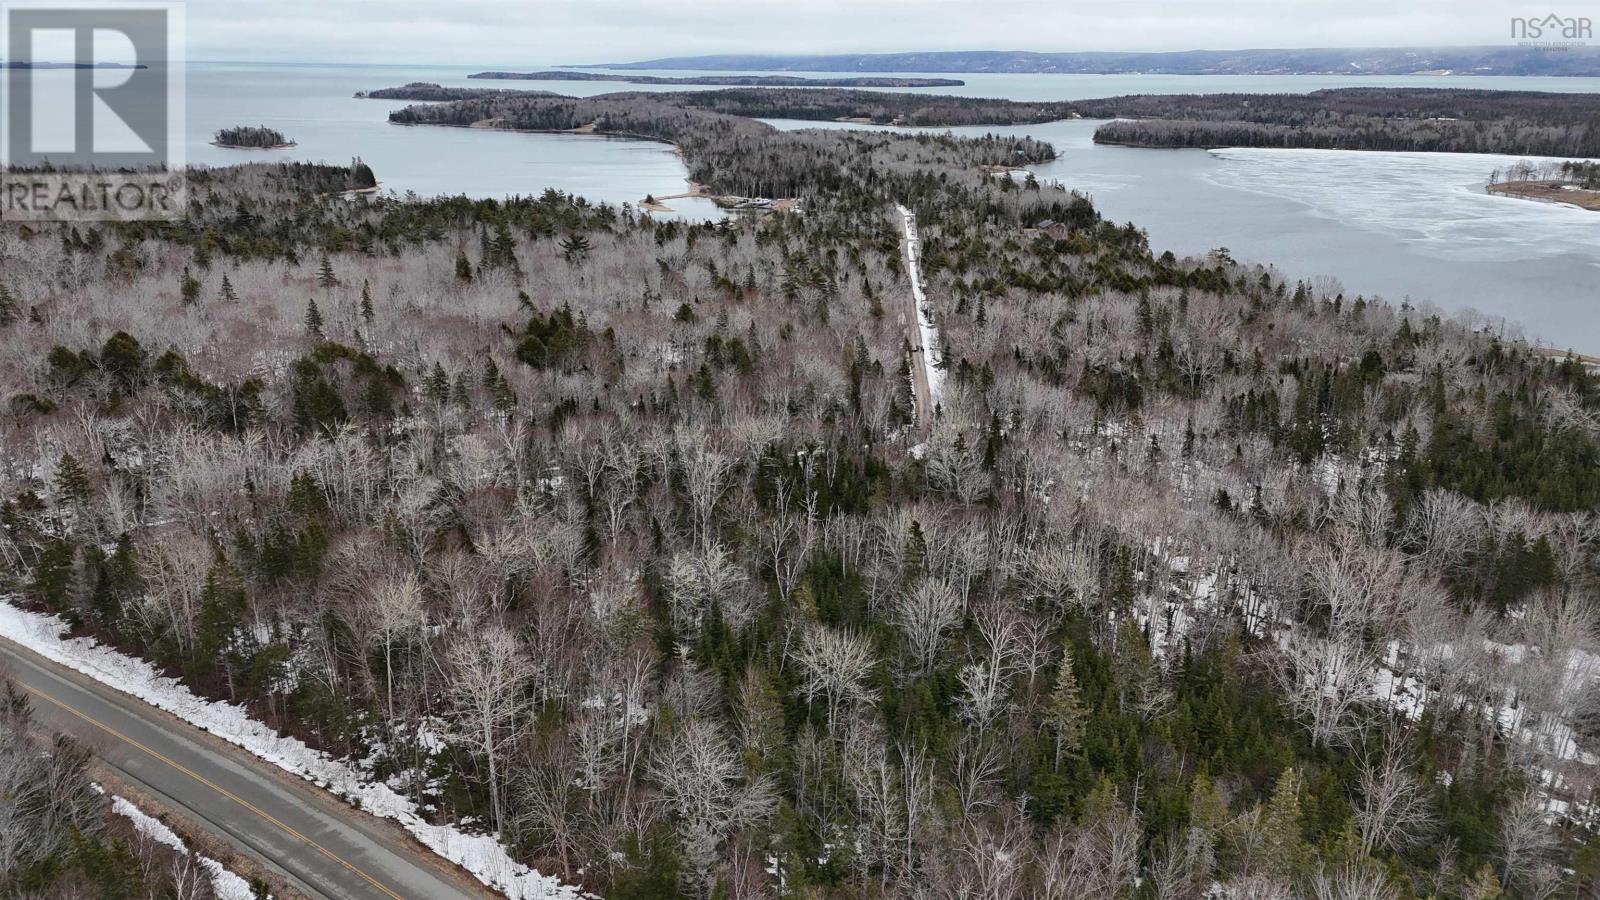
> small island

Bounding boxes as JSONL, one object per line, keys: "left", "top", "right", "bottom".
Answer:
{"left": 1488, "top": 160, "right": 1600, "bottom": 211}
{"left": 212, "top": 125, "right": 296, "bottom": 149}
{"left": 469, "top": 71, "right": 966, "bottom": 87}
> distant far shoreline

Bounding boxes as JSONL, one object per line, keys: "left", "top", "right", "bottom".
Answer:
{"left": 471, "top": 71, "right": 964, "bottom": 87}
{"left": 567, "top": 46, "right": 1600, "bottom": 77}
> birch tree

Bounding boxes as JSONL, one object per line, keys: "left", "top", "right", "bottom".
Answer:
{"left": 649, "top": 718, "right": 775, "bottom": 895}
{"left": 1354, "top": 732, "right": 1434, "bottom": 855}
{"left": 792, "top": 625, "right": 878, "bottom": 735}
{"left": 893, "top": 577, "right": 961, "bottom": 675}
{"left": 443, "top": 624, "right": 529, "bottom": 836}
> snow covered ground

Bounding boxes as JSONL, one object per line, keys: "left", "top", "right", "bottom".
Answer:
{"left": 896, "top": 204, "right": 945, "bottom": 408}
{"left": 1139, "top": 543, "right": 1598, "bottom": 824}
{"left": 107, "top": 791, "right": 261, "bottom": 900}
{"left": 1, "top": 600, "right": 587, "bottom": 900}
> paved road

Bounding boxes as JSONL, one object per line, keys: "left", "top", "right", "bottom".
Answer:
{"left": 895, "top": 204, "right": 935, "bottom": 435}
{"left": 0, "top": 637, "right": 491, "bottom": 900}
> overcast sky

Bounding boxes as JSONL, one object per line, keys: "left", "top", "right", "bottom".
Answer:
{"left": 187, "top": 0, "right": 1578, "bottom": 65}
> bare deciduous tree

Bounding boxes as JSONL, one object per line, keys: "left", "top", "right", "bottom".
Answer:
{"left": 648, "top": 718, "right": 775, "bottom": 895}
{"left": 1354, "top": 732, "right": 1434, "bottom": 855}
{"left": 893, "top": 577, "right": 961, "bottom": 675}
{"left": 443, "top": 624, "right": 529, "bottom": 836}
{"left": 792, "top": 625, "right": 878, "bottom": 734}
{"left": 1275, "top": 629, "right": 1373, "bottom": 749}
{"left": 1309, "top": 862, "right": 1401, "bottom": 900}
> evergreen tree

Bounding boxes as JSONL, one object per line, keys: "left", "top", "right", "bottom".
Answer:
{"left": 317, "top": 252, "right": 338, "bottom": 289}
{"left": 0, "top": 284, "right": 15, "bottom": 326}
{"left": 54, "top": 453, "right": 92, "bottom": 505}
{"left": 287, "top": 471, "right": 328, "bottom": 517}
{"left": 492, "top": 377, "right": 516, "bottom": 412}
{"left": 195, "top": 556, "right": 246, "bottom": 673}
{"left": 29, "top": 538, "right": 75, "bottom": 607}
{"left": 1261, "top": 767, "right": 1308, "bottom": 879}
{"left": 360, "top": 280, "right": 374, "bottom": 324}
{"left": 99, "top": 331, "right": 148, "bottom": 394}
{"left": 219, "top": 273, "right": 238, "bottom": 304}
{"left": 304, "top": 298, "right": 324, "bottom": 337}
{"left": 1047, "top": 643, "right": 1086, "bottom": 766}
{"left": 488, "top": 223, "right": 518, "bottom": 270}
{"left": 738, "top": 666, "right": 786, "bottom": 767}
{"left": 1463, "top": 865, "right": 1504, "bottom": 899}
{"left": 1188, "top": 773, "right": 1230, "bottom": 839}
{"left": 560, "top": 233, "right": 592, "bottom": 262}
{"left": 349, "top": 156, "right": 377, "bottom": 189}
{"left": 92, "top": 534, "right": 140, "bottom": 629}
{"left": 1080, "top": 775, "right": 1123, "bottom": 826}
{"left": 454, "top": 250, "right": 473, "bottom": 282}
{"left": 180, "top": 268, "right": 201, "bottom": 306}
{"left": 426, "top": 362, "right": 450, "bottom": 403}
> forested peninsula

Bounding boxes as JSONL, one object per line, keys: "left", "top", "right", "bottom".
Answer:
{"left": 371, "top": 83, "right": 1077, "bottom": 127}
{"left": 385, "top": 90, "right": 1056, "bottom": 198}
{"left": 372, "top": 83, "right": 1600, "bottom": 157}
{"left": 1084, "top": 88, "right": 1600, "bottom": 157}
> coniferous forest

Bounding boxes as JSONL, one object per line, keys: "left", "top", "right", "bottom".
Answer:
{"left": 3, "top": 88, "right": 1599, "bottom": 899}
{"left": 1083, "top": 88, "right": 1600, "bottom": 157}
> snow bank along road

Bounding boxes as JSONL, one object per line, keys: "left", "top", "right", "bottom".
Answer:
{"left": 896, "top": 204, "right": 941, "bottom": 435}
{"left": 0, "top": 636, "right": 490, "bottom": 900}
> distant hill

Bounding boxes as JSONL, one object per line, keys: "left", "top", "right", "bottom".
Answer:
{"left": 471, "top": 71, "right": 964, "bottom": 87}
{"left": 571, "top": 47, "right": 1600, "bottom": 77}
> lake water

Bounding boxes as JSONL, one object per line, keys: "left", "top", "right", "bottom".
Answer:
{"left": 768, "top": 115, "right": 1600, "bottom": 348}
{"left": 25, "top": 62, "right": 1600, "bottom": 348}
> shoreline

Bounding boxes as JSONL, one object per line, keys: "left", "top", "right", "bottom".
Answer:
{"left": 394, "top": 118, "right": 681, "bottom": 148}
{"left": 1486, "top": 180, "right": 1600, "bottom": 211}
{"left": 641, "top": 180, "right": 710, "bottom": 212}
{"left": 321, "top": 182, "right": 382, "bottom": 199}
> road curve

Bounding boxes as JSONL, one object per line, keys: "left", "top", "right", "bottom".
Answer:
{"left": 0, "top": 637, "right": 492, "bottom": 900}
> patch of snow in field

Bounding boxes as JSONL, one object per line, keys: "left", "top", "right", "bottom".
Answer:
{"left": 110, "top": 794, "right": 262, "bottom": 900}
{"left": 2, "top": 600, "right": 587, "bottom": 900}
{"left": 1372, "top": 633, "right": 1599, "bottom": 827}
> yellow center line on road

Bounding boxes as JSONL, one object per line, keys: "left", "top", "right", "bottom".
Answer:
{"left": 19, "top": 681, "right": 408, "bottom": 900}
